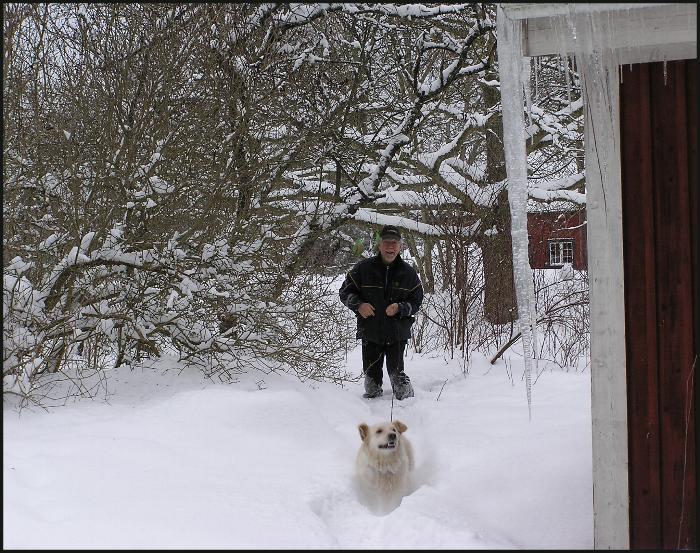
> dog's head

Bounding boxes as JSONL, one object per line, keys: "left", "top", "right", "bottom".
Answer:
{"left": 358, "top": 420, "right": 408, "bottom": 453}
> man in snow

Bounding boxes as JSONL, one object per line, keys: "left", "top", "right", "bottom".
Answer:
{"left": 339, "top": 225, "right": 424, "bottom": 400}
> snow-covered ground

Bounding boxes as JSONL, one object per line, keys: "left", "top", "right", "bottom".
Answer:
{"left": 3, "top": 347, "right": 592, "bottom": 549}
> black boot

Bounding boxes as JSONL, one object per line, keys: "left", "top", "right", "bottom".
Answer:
{"left": 362, "top": 376, "right": 383, "bottom": 399}
{"left": 390, "top": 373, "right": 414, "bottom": 400}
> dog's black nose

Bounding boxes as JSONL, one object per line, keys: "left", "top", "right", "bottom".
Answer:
{"left": 388, "top": 433, "right": 396, "bottom": 440}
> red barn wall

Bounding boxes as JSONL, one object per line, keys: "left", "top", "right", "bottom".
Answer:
{"left": 620, "top": 59, "right": 696, "bottom": 550}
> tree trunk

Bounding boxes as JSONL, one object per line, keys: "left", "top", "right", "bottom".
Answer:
{"left": 479, "top": 226, "right": 517, "bottom": 324}
{"left": 480, "top": 78, "right": 518, "bottom": 324}
{"left": 405, "top": 233, "right": 435, "bottom": 293}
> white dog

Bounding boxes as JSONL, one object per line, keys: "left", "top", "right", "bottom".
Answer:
{"left": 355, "top": 420, "right": 414, "bottom": 513}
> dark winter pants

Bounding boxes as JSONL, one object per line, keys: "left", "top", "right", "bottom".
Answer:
{"left": 361, "top": 339, "right": 413, "bottom": 398}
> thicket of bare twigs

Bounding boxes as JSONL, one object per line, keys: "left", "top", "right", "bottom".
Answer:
{"left": 3, "top": 3, "right": 587, "bottom": 407}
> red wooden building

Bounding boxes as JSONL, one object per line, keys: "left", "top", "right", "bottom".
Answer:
{"left": 527, "top": 209, "right": 587, "bottom": 270}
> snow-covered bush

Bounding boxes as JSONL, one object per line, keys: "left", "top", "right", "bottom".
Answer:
{"left": 413, "top": 253, "right": 589, "bottom": 370}
{"left": 4, "top": 3, "right": 585, "bottom": 406}
{"left": 3, "top": 4, "right": 364, "bottom": 404}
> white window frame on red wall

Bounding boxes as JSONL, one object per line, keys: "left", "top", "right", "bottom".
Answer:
{"left": 547, "top": 239, "right": 574, "bottom": 266}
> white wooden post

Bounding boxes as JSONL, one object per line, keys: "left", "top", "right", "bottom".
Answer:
{"left": 579, "top": 48, "right": 630, "bottom": 550}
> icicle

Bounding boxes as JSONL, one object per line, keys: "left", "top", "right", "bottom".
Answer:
{"left": 557, "top": 54, "right": 564, "bottom": 88}
{"left": 589, "top": 11, "right": 598, "bottom": 51}
{"left": 530, "top": 280, "right": 538, "bottom": 372}
{"left": 663, "top": 58, "right": 668, "bottom": 85}
{"left": 553, "top": 16, "right": 568, "bottom": 70}
{"left": 563, "top": 54, "right": 573, "bottom": 106}
{"left": 591, "top": 51, "right": 601, "bottom": 103}
{"left": 523, "top": 57, "right": 534, "bottom": 133}
{"left": 496, "top": 5, "right": 536, "bottom": 421}
{"left": 534, "top": 56, "right": 539, "bottom": 101}
{"left": 568, "top": 5, "right": 578, "bottom": 41}
{"left": 566, "top": 0, "right": 579, "bottom": 97}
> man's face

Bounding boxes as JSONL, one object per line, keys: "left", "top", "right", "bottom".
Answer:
{"left": 379, "top": 237, "right": 401, "bottom": 264}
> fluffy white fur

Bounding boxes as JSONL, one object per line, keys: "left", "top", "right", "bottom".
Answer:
{"left": 355, "top": 420, "right": 414, "bottom": 513}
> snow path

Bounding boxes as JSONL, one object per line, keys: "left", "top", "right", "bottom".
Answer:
{"left": 3, "top": 348, "right": 593, "bottom": 549}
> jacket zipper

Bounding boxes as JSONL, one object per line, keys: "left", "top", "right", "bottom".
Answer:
{"left": 385, "top": 265, "right": 390, "bottom": 297}
{"left": 385, "top": 265, "right": 391, "bottom": 344}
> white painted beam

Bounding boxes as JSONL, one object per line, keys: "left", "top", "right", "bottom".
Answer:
{"left": 518, "top": 3, "right": 697, "bottom": 61}
{"left": 503, "top": 3, "right": 680, "bottom": 21}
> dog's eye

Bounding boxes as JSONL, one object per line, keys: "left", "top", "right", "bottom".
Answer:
{"left": 375, "top": 429, "right": 382, "bottom": 434}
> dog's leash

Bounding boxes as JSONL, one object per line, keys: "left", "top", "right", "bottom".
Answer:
{"left": 390, "top": 392, "right": 394, "bottom": 421}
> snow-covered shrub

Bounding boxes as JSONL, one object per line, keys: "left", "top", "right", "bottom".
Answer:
{"left": 3, "top": 4, "right": 367, "bottom": 404}
{"left": 413, "top": 251, "right": 589, "bottom": 370}
{"left": 3, "top": 268, "right": 46, "bottom": 399}
{"left": 3, "top": 3, "right": 585, "bottom": 407}
{"left": 529, "top": 267, "right": 589, "bottom": 369}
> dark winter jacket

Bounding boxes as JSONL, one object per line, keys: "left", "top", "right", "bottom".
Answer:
{"left": 339, "top": 254, "right": 424, "bottom": 344}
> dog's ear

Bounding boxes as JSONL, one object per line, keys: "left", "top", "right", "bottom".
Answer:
{"left": 358, "top": 423, "right": 369, "bottom": 441}
{"left": 393, "top": 420, "right": 408, "bottom": 434}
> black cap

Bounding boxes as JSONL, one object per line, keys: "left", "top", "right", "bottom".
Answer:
{"left": 380, "top": 225, "right": 402, "bottom": 240}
